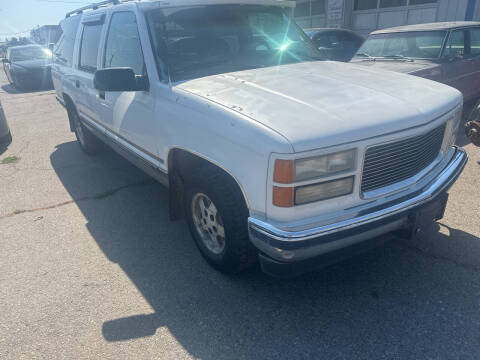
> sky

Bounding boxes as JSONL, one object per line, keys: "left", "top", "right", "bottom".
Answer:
{"left": 0, "top": 0, "right": 96, "bottom": 41}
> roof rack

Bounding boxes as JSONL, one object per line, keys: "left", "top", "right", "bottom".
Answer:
{"left": 66, "top": 0, "right": 127, "bottom": 18}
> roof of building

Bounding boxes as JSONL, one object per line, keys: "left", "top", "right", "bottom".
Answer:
{"left": 371, "top": 21, "right": 480, "bottom": 34}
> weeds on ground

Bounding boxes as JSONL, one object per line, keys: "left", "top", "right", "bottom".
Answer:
{"left": 1, "top": 155, "right": 20, "bottom": 164}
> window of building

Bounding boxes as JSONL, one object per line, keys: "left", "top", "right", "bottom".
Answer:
{"left": 354, "top": 0, "right": 436, "bottom": 11}
{"left": 294, "top": 0, "right": 325, "bottom": 17}
{"left": 354, "top": 0, "right": 378, "bottom": 11}
{"left": 78, "top": 24, "right": 103, "bottom": 73}
{"left": 380, "top": 0, "right": 407, "bottom": 8}
{"left": 294, "top": 1, "right": 310, "bottom": 17}
{"left": 54, "top": 15, "right": 80, "bottom": 66}
{"left": 311, "top": 0, "right": 326, "bottom": 15}
{"left": 104, "top": 12, "right": 145, "bottom": 75}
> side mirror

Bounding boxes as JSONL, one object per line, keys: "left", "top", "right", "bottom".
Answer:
{"left": 94, "top": 67, "right": 148, "bottom": 92}
{"left": 2, "top": 58, "right": 10, "bottom": 64}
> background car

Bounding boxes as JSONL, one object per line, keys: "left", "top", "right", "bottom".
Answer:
{"left": 304, "top": 28, "right": 364, "bottom": 62}
{"left": 351, "top": 22, "right": 480, "bottom": 103}
{"left": 2, "top": 45, "right": 53, "bottom": 90}
{"left": 0, "top": 100, "right": 11, "bottom": 150}
{"left": 466, "top": 100, "right": 480, "bottom": 146}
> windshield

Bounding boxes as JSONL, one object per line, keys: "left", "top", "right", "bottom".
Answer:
{"left": 10, "top": 47, "right": 52, "bottom": 62}
{"left": 354, "top": 31, "right": 447, "bottom": 60}
{"left": 145, "top": 5, "right": 321, "bottom": 82}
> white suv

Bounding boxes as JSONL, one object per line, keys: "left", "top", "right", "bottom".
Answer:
{"left": 52, "top": 0, "right": 468, "bottom": 277}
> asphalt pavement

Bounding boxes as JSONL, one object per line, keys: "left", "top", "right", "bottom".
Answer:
{"left": 0, "top": 71, "right": 479, "bottom": 360}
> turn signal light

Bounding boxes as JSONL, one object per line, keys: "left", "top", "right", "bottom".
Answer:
{"left": 273, "top": 159, "right": 294, "bottom": 184}
{"left": 273, "top": 186, "right": 294, "bottom": 207}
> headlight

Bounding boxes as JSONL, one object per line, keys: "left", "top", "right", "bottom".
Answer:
{"left": 441, "top": 107, "right": 462, "bottom": 152}
{"left": 273, "top": 149, "right": 357, "bottom": 207}
{"left": 295, "top": 149, "right": 356, "bottom": 182}
{"left": 295, "top": 176, "right": 354, "bottom": 205}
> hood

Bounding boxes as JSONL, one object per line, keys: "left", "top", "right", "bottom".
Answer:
{"left": 350, "top": 58, "right": 438, "bottom": 74}
{"left": 176, "top": 61, "right": 462, "bottom": 153}
{"left": 12, "top": 58, "right": 52, "bottom": 70}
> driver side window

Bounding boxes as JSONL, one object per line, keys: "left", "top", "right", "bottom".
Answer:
{"left": 444, "top": 30, "right": 465, "bottom": 60}
{"left": 104, "top": 11, "right": 145, "bottom": 75}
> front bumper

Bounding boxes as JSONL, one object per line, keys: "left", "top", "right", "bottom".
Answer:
{"left": 13, "top": 67, "right": 51, "bottom": 86}
{"left": 248, "top": 147, "right": 468, "bottom": 277}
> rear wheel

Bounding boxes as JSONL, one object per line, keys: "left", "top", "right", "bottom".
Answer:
{"left": 184, "top": 166, "right": 256, "bottom": 273}
{"left": 72, "top": 110, "right": 102, "bottom": 155}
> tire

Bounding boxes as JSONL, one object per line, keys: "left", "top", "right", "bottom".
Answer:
{"left": 11, "top": 76, "right": 21, "bottom": 90}
{"left": 71, "top": 110, "right": 102, "bottom": 155}
{"left": 184, "top": 166, "right": 257, "bottom": 274}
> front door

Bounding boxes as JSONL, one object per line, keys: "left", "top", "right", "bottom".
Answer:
{"left": 98, "top": 11, "right": 160, "bottom": 161}
{"left": 442, "top": 29, "right": 473, "bottom": 101}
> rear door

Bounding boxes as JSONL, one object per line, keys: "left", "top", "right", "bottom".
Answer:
{"left": 74, "top": 13, "right": 105, "bottom": 124}
{"left": 52, "top": 15, "right": 81, "bottom": 101}
{"left": 442, "top": 29, "right": 473, "bottom": 100}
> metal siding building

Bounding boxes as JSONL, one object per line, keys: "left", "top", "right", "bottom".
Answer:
{"left": 294, "top": 0, "right": 480, "bottom": 35}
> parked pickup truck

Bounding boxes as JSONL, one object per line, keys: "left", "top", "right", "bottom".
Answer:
{"left": 52, "top": 0, "right": 468, "bottom": 277}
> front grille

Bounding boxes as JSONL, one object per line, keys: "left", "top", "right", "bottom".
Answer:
{"left": 361, "top": 124, "right": 446, "bottom": 193}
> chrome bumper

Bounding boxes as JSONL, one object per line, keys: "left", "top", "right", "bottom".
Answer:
{"left": 248, "top": 147, "right": 468, "bottom": 264}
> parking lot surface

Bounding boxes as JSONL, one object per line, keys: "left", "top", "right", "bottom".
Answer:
{"left": 0, "top": 71, "right": 479, "bottom": 360}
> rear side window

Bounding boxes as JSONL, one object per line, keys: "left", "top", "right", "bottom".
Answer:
{"left": 79, "top": 24, "right": 103, "bottom": 73}
{"left": 104, "top": 12, "right": 145, "bottom": 75}
{"left": 469, "top": 28, "right": 480, "bottom": 57}
{"left": 444, "top": 30, "right": 466, "bottom": 59}
{"left": 54, "top": 16, "right": 81, "bottom": 66}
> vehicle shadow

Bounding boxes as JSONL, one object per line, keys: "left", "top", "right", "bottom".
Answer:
{"left": 0, "top": 142, "right": 10, "bottom": 155}
{"left": 1, "top": 83, "right": 53, "bottom": 94}
{"left": 50, "top": 141, "right": 480, "bottom": 359}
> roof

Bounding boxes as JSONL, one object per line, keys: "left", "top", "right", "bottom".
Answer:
{"left": 371, "top": 21, "right": 480, "bottom": 34}
{"left": 8, "top": 45, "right": 43, "bottom": 50}
{"left": 66, "top": 0, "right": 295, "bottom": 17}
{"left": 35, "top": 25, "right": 59, "bottom": 30}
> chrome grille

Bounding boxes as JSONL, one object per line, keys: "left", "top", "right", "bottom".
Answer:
{"left": 361, "top": 124, "right": 446, "bottom": 193}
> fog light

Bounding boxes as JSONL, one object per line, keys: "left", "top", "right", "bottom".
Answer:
{"left": 295, "top": 176, "right": 354, "bottom": 205}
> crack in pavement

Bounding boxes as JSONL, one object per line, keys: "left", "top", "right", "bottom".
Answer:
{"left": 0, "top": 180, "right": 152, "bottom": 220}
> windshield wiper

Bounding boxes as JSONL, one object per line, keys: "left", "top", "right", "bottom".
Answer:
{"left": 355, "top": 52, "right": 375, "bottom": 60}
{"left": 382, "top": 54, "right": 414, "bottom": 61}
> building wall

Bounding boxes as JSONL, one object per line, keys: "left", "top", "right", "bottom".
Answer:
{"left": 30, "top": 26, "right": 60, "bottom": 46}
{"left": 294, "top": 0, "right": 480, "bottom": 34}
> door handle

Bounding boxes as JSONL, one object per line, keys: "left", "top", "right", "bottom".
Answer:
{"left": 99, "top": 90, "right": 105, "bottom": 100}
{"left": 75, "top": 80, "right": 80, "bottom": 88}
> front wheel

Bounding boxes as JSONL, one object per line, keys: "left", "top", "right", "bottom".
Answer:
{"left": 184, "top": 167, "right": 257, "bottom": 274}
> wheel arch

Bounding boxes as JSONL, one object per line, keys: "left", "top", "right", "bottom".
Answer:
{"left": 167, "top": 147, "right": 250, "bottom": 221}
